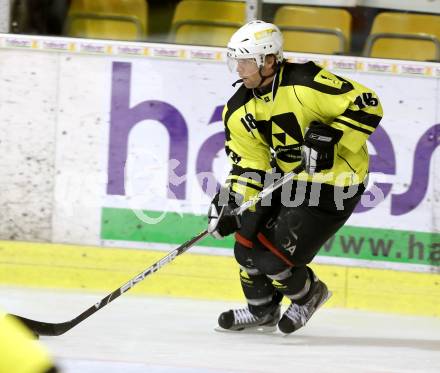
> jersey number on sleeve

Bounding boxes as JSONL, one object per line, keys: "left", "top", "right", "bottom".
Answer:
{"left": 354, "top": 92, "right": 379, "bottom": 109}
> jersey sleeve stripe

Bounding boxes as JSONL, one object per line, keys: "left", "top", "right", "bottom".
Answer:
{"left": 230, "top": 165, "right": 267, "bottom": 180}
{"left": 334, "top": 118, "right": 373, "bottom": 135}
{"left": 342, "top": 108, "right": 382, "bottom": 128}
{"left": 228, "top": 179, "right": 263, "bottom": 192}
{"left": 226, "top": 176, "right": 264, "bottom": 191}
{"left": 338, "top": 114, "right": 378, "bottom": 133}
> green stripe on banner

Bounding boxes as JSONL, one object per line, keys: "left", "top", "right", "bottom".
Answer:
{"left": 101, "top": 207, "right": 235, "bottom": 248}
{"left": 101, "top": 207, "right": 440, "bottom": 267}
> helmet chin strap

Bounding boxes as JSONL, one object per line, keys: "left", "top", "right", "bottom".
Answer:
{"left": 256, "top": 66, "right": 277, "bottom": 89}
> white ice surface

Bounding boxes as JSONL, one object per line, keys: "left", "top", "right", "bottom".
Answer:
{"left": 1, "top": 287, "right": 439, "bottom": 373}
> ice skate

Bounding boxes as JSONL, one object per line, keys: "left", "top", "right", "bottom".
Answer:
{"left": 216, "top": 305, "right": 281, "bottom": 333}
{"left": 278, "top": 279, "right": 331, "bottom": 334}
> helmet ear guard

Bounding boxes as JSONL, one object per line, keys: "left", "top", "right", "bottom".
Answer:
{"left": 255, "top": 54, "right": 265, "bottom": 68}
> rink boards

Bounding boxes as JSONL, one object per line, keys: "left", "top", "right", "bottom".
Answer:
{"left": 0, "top": 240, "right": 438, "bottom": 317}
{"left": 0, "top": 35, "right": 438, "bottom": 317}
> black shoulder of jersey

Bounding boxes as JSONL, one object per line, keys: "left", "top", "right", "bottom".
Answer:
{"left": 280, "top": 61, "right": 354, "bottom": 95}
{"left": 224, "top": 84, "right": 253, "bottom": 126}
{"left": 280, "top": 61, "right": 320, "bottom": 86}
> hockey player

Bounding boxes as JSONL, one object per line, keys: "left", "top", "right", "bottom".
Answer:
{"left": 208, "top": 20, "right": 383, "bottom": 333}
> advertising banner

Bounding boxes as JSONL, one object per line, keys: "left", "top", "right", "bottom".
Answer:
{"left": 0, "top": 36, "right": 438, "bottom": 272}
{"left": 95, "top": 58, "right": 439, "bottom": 272}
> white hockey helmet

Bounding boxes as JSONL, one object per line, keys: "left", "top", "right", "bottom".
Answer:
{"left": 227, "top": 20, "right": 284, "bottom": 72}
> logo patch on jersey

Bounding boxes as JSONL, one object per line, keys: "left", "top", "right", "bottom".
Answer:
{"left": 271, "top": 113, "right": 304, "bottom": 144}
{"left": 271, "top": 122, "right": 296, "bottom": 147}
{"left": 269, "top": 114, "right": 304, "bottom": 163}
{"left": 315, "top": 71, "right": 343, "bottom": 89}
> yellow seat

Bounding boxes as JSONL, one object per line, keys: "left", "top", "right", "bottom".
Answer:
{"left": 65, "top": 0, "right": 148, "bottom": 41}
{"left": 364, "top": 12, "right": 440, "bottom": 61}
{"left": 274, "top": 6, "right": 352, "bottom": 55}
{"left": 170, "top": 0, "right": 246, "bottom": 47}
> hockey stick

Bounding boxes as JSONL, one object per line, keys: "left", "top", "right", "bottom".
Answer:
{"left": 11, "top": 164, "right": 304, "bottom": 336}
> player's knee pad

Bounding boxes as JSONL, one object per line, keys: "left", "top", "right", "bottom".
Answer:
{"left": 258, "top": 208, "right": 315, "bottom": 267}
{"left": 233, "top": 241, "right": 256, "bottom": 269}
{"left": 251, "top": 240, "right": 292, "bottom": 275}
{"left": 235, "top": 237, "right": 289, "bottom": 275}
{"left": 264, "top": 210, "right": 301, "bottom": 252}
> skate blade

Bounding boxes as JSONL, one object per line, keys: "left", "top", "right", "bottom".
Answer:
{"left": 214, "top": 325, "right": 277, "bottom": 334}
{"left": 280, "top": 291, "right": 334, "bottom": 337}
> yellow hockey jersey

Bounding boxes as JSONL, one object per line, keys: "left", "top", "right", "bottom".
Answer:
{"left": 222, "top": 61, "right": 383, "bottom": 202}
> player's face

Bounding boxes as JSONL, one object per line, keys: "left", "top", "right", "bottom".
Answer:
{"left": 239, "top": 57, "right": 276, "bottom": 89}
{"left": 235, "top": 59, "right": 261, "bottom": 88}
{"left": 227, "top": 55, "right": 276, "bottom": 89}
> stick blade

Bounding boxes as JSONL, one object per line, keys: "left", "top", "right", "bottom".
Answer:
{"left": 8, "top": 314, "right": 72, "bottom": 336}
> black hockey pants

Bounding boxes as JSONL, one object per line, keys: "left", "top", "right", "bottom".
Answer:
{"left": 233, "top": 180, "right": 365, "bottom": 314}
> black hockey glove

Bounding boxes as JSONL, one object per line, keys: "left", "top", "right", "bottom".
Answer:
{"left": 207, "top": 188, "right": 242, "bottom": 239}
{"left": 301, "top": 123, "right": 343, "bottom": 174}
